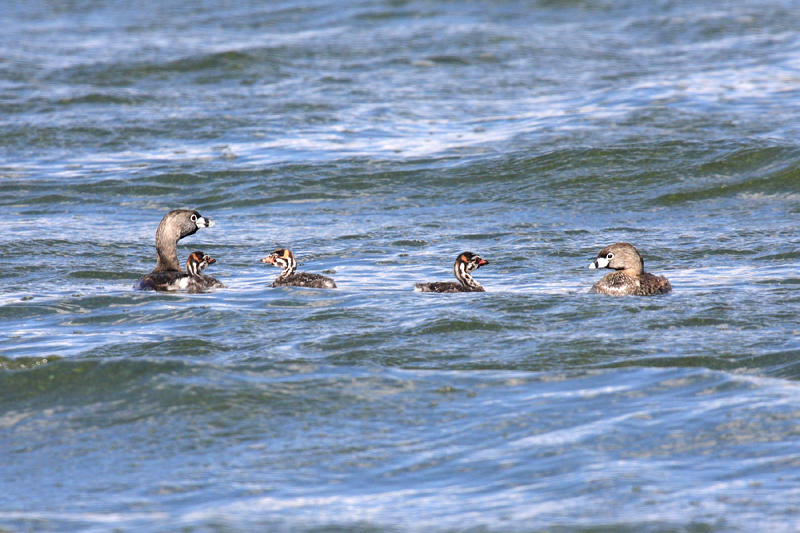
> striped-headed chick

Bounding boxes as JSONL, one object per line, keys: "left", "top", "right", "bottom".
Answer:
{"left": 415, "top": 252, "right": 489, "bottom": 293}
{"left": 261, "top": 248, "right": 336, "bottom": 289}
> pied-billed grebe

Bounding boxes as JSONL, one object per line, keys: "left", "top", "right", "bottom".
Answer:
{"left": 415, "top": 252, "right": 489, "bottom": 293}
{"left": 135, "top": 209, "right": 215, "bottom": 291}
{"left": 588, "top": 242, "right": 671, "bottom": 296}
{"left": 261, "top": 248, "right": 336, "bottom": 289}
{"left": 167, "top": 250, "right": 225, "bottom": 292}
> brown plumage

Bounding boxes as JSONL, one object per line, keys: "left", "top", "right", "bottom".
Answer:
{"left": 174, "top": 250, "right": 225, "bottom": 292}
{"left": 136, "top": 209, "right": 216, "bottom": 291}
{"left": 261, "top": 248, "right": 336, "bottom": 289}
{"left": 588, "top": 242, "right": 671, "bottom": 296}
{"left": 415, "top": 252, "right": 489, "bottom": 293}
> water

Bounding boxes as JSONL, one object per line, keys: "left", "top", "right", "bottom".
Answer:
{"left": 2, "top": 1, "right": 800, "bottom": 531}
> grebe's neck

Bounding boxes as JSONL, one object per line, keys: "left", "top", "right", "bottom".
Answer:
{"left": 454, "top": 259, "right": 482, "bottom": 290}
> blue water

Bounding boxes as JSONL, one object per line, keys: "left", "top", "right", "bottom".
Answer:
{"left": 2, "top": 1, "right": 800, "bottom": 531}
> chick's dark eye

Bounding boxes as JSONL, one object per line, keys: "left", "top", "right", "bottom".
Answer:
{"left": 191, "top": 214, "right": 197, "bottom": 222}
{"left": 606, "top": 253, "right": 614, "bottom": 259}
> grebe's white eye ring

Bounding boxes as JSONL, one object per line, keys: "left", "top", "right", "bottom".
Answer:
{"left": 606, "top": 253, "right": 613, "bottom": 260}
{"left": 190, "top": 214, "right": 197, "bottom": 222}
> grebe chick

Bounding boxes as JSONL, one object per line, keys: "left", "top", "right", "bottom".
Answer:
{"left": 415, "top": 252, "right": 489, "bottom": 293}
{"left": 588, "top": 242, "right": 671, "bottom": 296}
{"left": 261, "top": 249, "right": 336, "bottom": 289}
{"left": 168, "top": 251, "right": 225, "bottom": 292}
{"left": 136, "top": 209, "right": 215, "bottom": 291}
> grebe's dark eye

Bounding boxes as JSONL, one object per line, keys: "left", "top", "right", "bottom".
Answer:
{"left": 606, "top": 253, "right": 613, "bottom": 260}
{"left": 191, "top": 214, "right": 197, "bottom": 222}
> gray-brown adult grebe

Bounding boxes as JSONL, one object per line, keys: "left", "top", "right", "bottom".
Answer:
{"left": 135, "top": 209, "right": 215, "bottom": 291}
{"left": 588, "top": 242, "right": 671, "bottom": 296}
{"left": 261, "top": 248, "right": 336, "bottom": 289}
{"left": 415, "top": 252, "right": 489, "bottom": 293}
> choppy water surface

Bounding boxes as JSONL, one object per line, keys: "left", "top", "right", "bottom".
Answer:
{"left": 2, "top": 1, "right": 800, "bottom": 531}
